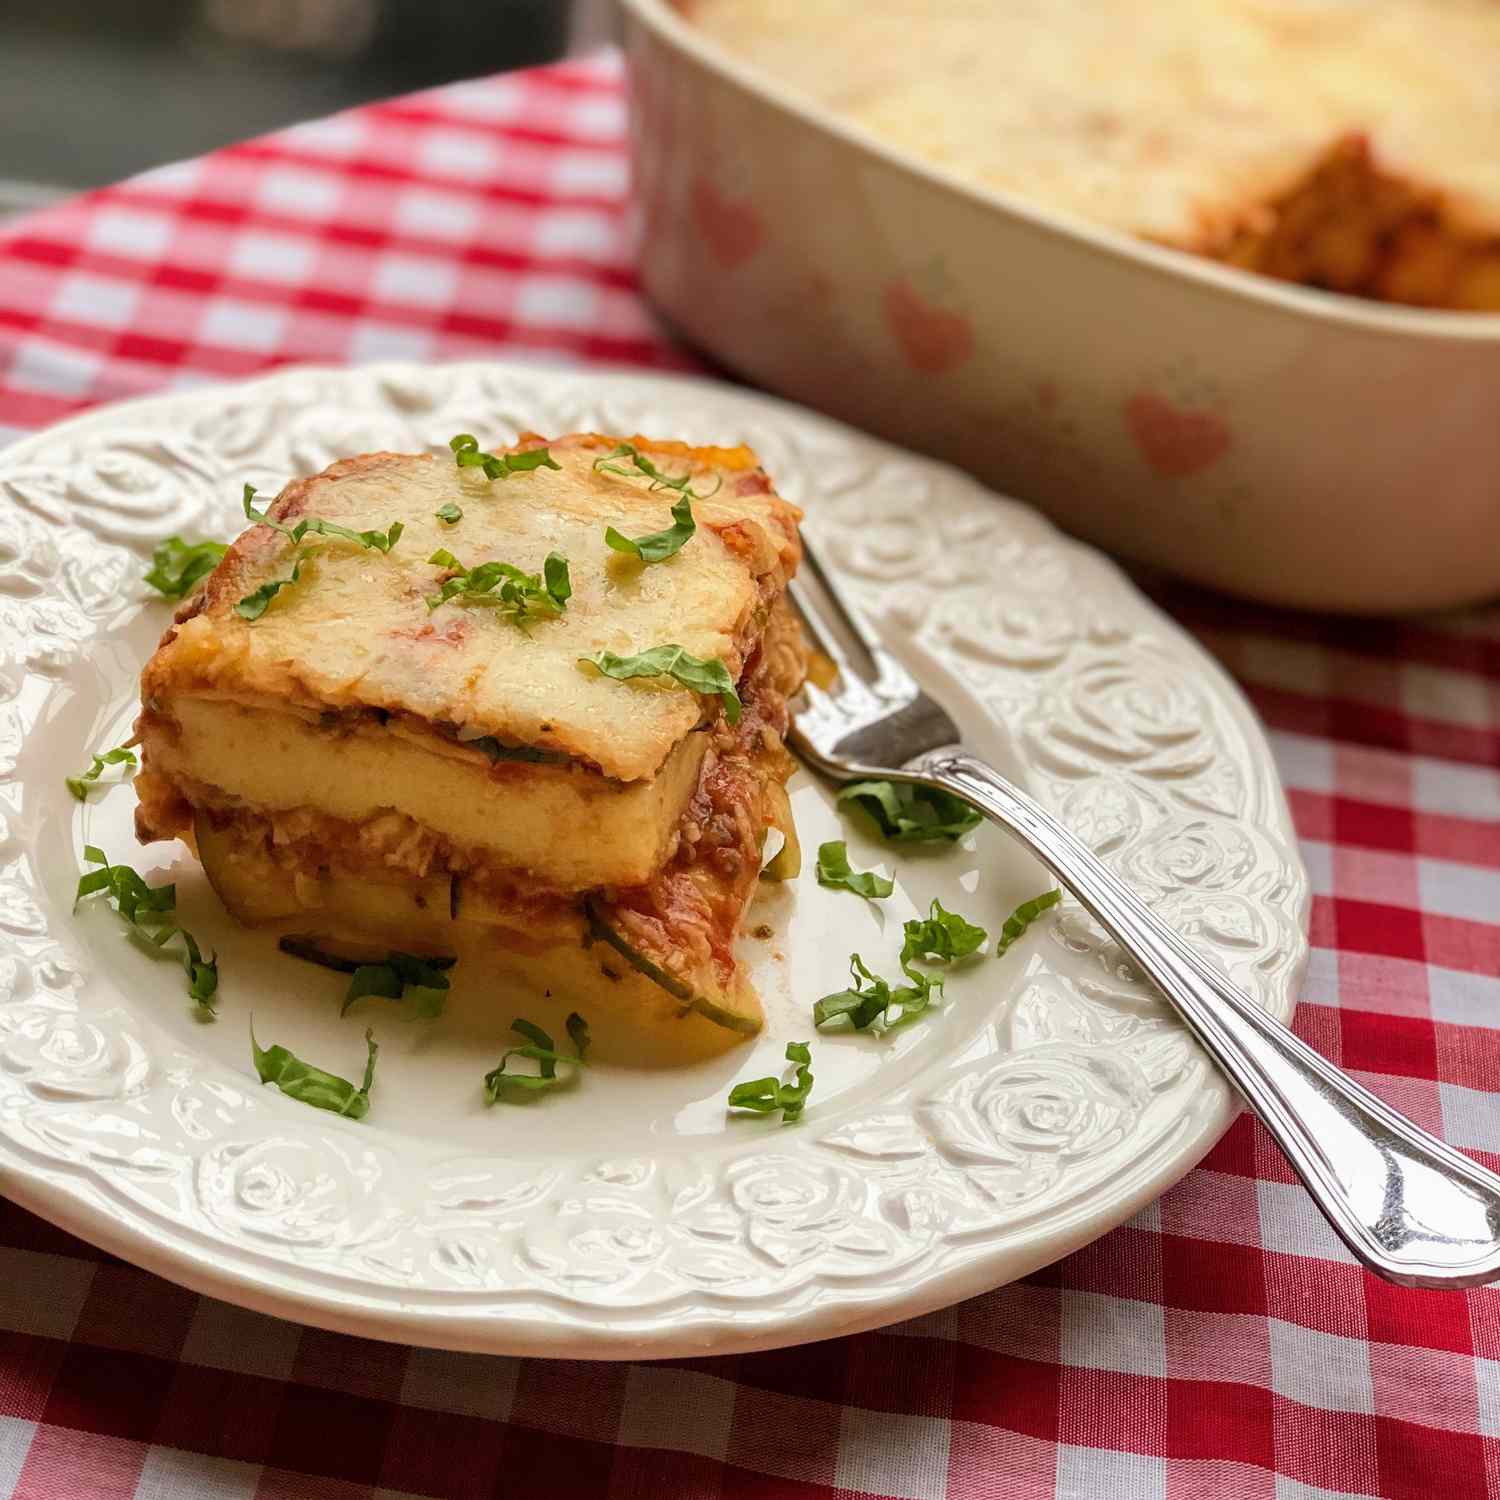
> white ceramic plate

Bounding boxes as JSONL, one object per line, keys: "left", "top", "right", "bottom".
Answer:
{"left": 0, "top": 362, "right": 1307, "bottom": 1357}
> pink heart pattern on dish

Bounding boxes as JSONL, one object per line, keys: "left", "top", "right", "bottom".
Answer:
{"left": 883, "top": 277, "right": 975, "bottom": 375}
{"left": 692, "top": 177, "right": 765, "bottom": 269}
{"left": 1124, "top": 391, "right": 1232, "bottom": 478}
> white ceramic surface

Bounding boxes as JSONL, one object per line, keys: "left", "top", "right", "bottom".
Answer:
{"left": 0, "top": 362, "right": 1307, "bottom": 1357}
{"left": 622, "top": 0, "right": 1500, "bottom": 613}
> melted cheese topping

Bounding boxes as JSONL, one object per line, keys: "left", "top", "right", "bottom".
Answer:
{"left": 146, "top": 435, "right": 802, "bottom": 783}
{"left": 684, "top": 0, "right": 1500, "bottom": 246}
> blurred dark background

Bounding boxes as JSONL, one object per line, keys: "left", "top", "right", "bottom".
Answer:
{"left": 0, "top": 0, "right": 610, "bottom": 216}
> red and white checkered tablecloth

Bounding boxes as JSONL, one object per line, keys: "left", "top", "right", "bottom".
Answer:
{"left": 3, "top": 50, "right": 1500, "bottom": 1500}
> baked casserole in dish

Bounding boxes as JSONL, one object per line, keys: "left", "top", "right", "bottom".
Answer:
{"left": 681, "top": 0, "right": 1500, "bottom": 311}
{"left": 624, "top": 0, "right": 1500, "bottom": 611}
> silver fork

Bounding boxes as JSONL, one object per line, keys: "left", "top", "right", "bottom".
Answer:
{"left": 788, "top": 547, "right": 1500, "bottom": 1290}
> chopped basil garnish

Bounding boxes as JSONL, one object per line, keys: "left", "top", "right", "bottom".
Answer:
{"left": 814, "top": 899, "right": 996, "bottom": 1034}
{"left": 278, "top": 938, "right": 455, "bottom": 1020}
{"left": 837, "top": 780, "right": 982, "bottom": 844}
{"left": 242, "top": 483, "right": 403, "bottom": 553}
{"left": 605, "top": 493, "right": 696, "bottom": 564}
{"left": 449, "top": 433, "right": 561, "bottom": 481}
{"left": 993, "top": 889, "right": 1062, "bottom": 958}
{"left": 592, "top": 442, "right": 722, "bottom": 501}
{"left": 435, "top": 501, "right": 463, "bottom": 525}
{"left": 66, "top": 744, "right": 137, "bottom": 802}
{"left": 483, "top": 1013, "right": 590, "bottom": 1104}
{"left": 812, "top": 953, "right": 939, "bottom": 1033}
{"left": 579, "top": 644, "right": 740, "bottom": 725}
{"left": 251, "top": 1023, "right": 378, "bottom": 1119}
{"left": 144, "top": 536, "right": 227, "bottom": 598}
{"left": 236, "top": 482, "right": 405, "bottom": 620}
{"left": 235, "top": 548, "right": 316, "bottom": 621}
{"left": 900, "top": 899, "right": 987, "bottom": 968}
{"left": 426, "top": 547, "right": 571, "bottom": 626}
{"left": 242, "top": 482, "right": 295, "bottom": 538}
{"left": 814, "top": 840, "right": 893, "bottom": 900}
{"left": 75, "top": 846, "right": 218, "bottom": 1014}
{"left": 726, "top": 1041, "right": 814, "bottom": 1123}
{"left": 340, "top": 952, "right": 456, "bottom": 1020}
{"left": 543, "top": 552, "right": 572, "bottom": 608}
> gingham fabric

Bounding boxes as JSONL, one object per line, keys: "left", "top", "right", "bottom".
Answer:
{"left": 2, "top": 51, "right": 1498, "bottom": 1500}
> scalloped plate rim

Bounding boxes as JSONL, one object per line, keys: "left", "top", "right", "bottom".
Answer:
{"left": 0, "top": 360, "right": 1309, "bottom": 1357}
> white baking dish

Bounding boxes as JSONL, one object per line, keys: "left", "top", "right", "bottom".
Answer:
{"left": 620, "top": 0, "right": 1500, "bottom": 612}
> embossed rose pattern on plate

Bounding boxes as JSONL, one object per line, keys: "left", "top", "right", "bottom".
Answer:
{"left": 0, "top": 364, "right": 1307, "bottom": 1356}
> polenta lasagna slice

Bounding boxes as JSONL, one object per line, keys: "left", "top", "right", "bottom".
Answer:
{"left": 134, "top": 433, "right": 806, "bottom": 1052}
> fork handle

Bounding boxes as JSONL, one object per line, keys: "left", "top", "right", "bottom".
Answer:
{"left": 917, "top": 747, "right": 1500, "bottom": 1289}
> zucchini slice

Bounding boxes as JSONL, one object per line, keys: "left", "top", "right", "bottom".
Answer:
{"left": 583, "top": 898, "right": 761, "bottom": 1035}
